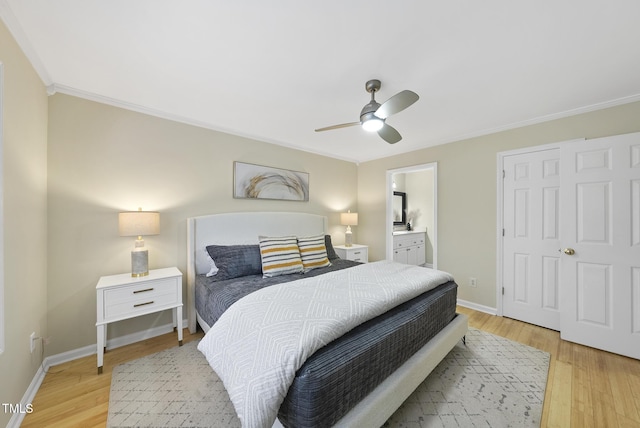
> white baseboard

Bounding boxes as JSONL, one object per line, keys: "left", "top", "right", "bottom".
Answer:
{"left": 44, "top": 343, "right": 96, "bottom": 369}
{"left": 7, "top": 365, "right": 45, "bottom": 428}
{"left": 457, "top": 299, "right": 497, "bottom": 316}
{"left": 9, "top": 318, "right": 188, "bottom": 428}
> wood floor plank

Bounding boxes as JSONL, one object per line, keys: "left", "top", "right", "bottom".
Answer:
{"left": 608, "top": 354, "right": 640, "bottom": 424}
{"left": 539, "top": 358, "right": 555, "bottom": 427}
{"left": 547, "top": 359, "right": 572, "bottom": 427}
{"left": 21, "top": 308, "right": 640, "bottom": 427}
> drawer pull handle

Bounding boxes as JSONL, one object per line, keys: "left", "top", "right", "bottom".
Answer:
{"left": 134, "top": 301, "right": 154, "bottom": 307}
{"left": 133, "top": 288, "right": 154, "bottom": 294}
{"left": 354, "top": 251, "right": 361, "bottom": 255}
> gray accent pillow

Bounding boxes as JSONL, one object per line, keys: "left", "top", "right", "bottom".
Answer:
{"left": 325, "top": 235, "right": 338, "bottom": 260}
{"left": 206, "top": 245, "right": 262, "bottom": 281}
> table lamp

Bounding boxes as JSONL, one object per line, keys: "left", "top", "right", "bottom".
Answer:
{"left": 119, "top": 208, "right": 160, "bottom": 277}
{"left": 340, "top": 210, "right": 358, "bottom": 247}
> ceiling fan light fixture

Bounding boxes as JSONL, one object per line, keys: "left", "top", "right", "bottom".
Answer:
{"left": 361, "top": 114, "right": 384, "bottom": 132}
{"left": 315, "top": 79, "right": 418, "bottom": 144}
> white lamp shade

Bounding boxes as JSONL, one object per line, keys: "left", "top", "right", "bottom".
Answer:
{"left": 119, "top": 211, "right": 160, "bottom": 237}
{"left": 340, "top": 212, "right": 358, "bottom": 226}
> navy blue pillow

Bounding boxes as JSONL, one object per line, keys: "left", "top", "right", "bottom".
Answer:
{"left": 206, "top": 245, "right": 262, "bottom": 280}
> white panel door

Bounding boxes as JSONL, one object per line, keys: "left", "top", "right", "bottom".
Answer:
{"left": 560, "top": 133, "right": 640, "bottom": 359}
{"left": 503, "top": 149, "right": 561, "bottom": 330}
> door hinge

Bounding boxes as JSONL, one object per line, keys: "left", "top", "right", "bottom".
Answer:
{"left": 502, "top": 170, "right": 506, "bottom": 179}
{"left": 502, "top": 287, "right": 505, "bottom": 295}
{"left": 502, "top": 228, "right": 505, "bottom": 237}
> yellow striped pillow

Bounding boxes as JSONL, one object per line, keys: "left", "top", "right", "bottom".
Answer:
{"left": 297, "top": 234, "right": 331, "bottom": 272}
{"left": 258, "top": 236, "right": 304, "bottom": 277}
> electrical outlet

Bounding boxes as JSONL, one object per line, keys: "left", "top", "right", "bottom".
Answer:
{"left": 30, "top": 332, "right": 36, "bottom": 353}
{"left": 469, "top": 277, "right": 477, "bottom": 288}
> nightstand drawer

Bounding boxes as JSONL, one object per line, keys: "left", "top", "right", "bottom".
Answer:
{"left": 349, "top": 249, "right": 367, "bottom": 262}
{"left": 104, "top": 279, "right": 179, "bottom": 319}
{"left": 334, "top": 244, "right": 369, "bottom": 263}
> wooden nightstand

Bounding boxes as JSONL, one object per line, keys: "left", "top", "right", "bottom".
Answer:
{"left": 334, "top": 244, "right": 369, "bottom": 263}
{"left": 95, "top": 267, "right": 183, "bottom": 374}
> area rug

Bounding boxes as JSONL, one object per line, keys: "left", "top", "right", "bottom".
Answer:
{"left": 107, "top": 328, "right": 549, "bottom": 427}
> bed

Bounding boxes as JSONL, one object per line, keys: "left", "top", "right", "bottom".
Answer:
{"left": 187, "top": 212, "right": 468, "bottom": 428}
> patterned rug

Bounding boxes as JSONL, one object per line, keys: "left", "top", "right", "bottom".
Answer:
{"left": 107, "top": 328, "right": 549, "bottom": 427}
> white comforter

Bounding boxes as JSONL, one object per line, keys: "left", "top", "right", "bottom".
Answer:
{"left": 197, "top": 260, "right": 454, "bottom": 428}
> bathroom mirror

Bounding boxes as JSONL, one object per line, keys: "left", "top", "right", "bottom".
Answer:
{"left": 392, "top": 191, "right": 406, "bottom": 225}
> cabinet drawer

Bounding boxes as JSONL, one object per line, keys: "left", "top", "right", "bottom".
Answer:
{"left": 348, "top": 249, "right": 368, "bottom": 262}
{"left": 335, "top": 246, "right": 368, "bottom": 263}
{"left": 393, "top": 238, "right": 407, "bottom": 249}
{"left": 413, "top": 235, "right": 425, "bottom": 245}
{"left": 393, "top": 233, "right": 426, "bottom": 248}
{"left": 393, "top": 235, "right": 414, "bottom": 248}
{"left": 103, "top": 278, "right": 179, "bottom": 320}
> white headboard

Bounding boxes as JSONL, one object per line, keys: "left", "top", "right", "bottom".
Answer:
{"left": 186, "top": 212, "right": 329, "bottom": 332}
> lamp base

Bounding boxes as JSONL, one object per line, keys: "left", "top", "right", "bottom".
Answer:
{"left": 131, "top": 272, "right": 149, "bottom": 278}
{"left": 345, "top": 231, "right": 353, "bottom": 247}
{"left": 131, "top": 249, "right": 149, "bottom": 277}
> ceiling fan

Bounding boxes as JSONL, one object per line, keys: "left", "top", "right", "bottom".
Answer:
{"left": 315, "top": 79, "right": 419, "bottom": 144}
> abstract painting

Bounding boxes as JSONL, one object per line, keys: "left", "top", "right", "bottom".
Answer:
{"left": 234, "top": 162, "right": 309, "bottom": 201}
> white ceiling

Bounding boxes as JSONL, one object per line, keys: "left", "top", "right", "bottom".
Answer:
{"left": 3, "top": 1, "right": 640, "bottom": 163}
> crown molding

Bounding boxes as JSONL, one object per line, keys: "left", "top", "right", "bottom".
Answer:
{"left": 356, "top": 92, "right": 640, "bottom": 163}
{"left": 47, "top": 83, "right": 640, "bottom": 166}
{"left": 0, "top": 0, "right": 52, "bottom": 86}
{"left": 50, "top": 83, "right": 362, "bottom": 164}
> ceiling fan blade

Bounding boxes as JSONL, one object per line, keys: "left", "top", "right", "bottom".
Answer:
{"left": 378, "top": 123, "right": 402, "bottom": 144}
{"left": 315, "top": 122, "right": 360, "bottom": 132}
{"left": 375, "top": 90, "right": 419, "bottom": 119}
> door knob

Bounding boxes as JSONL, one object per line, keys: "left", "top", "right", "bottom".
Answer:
{"left": 563, "top": 248, "right": 575, "bottom": 255}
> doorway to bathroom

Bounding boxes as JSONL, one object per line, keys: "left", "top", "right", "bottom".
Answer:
{"left": 386, "top": 163, "right": 437, "bottom": 269}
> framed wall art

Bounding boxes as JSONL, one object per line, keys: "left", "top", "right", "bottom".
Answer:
{"left": 233, "top": 162, "right": 309, "bottom": 201}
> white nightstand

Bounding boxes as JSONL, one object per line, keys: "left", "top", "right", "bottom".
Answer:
{"left": 96, "top": 267, "right": 183, "bottom": 374}
{"left": 334, "top": 244, "right": 369, "bottom": 263}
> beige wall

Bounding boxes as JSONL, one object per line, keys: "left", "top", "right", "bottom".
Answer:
{"left": 0, "top": 20, "right": 49, "bottom": 426}
{"left": 358, "top": 101, "right": 640, "bottom": 309}
{"left": 46, "top": 94, "right": 358, "bottom": 355}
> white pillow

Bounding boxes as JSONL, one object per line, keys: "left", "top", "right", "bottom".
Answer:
{"left": 205, "top": 250, "right": 219, "bottom": 277}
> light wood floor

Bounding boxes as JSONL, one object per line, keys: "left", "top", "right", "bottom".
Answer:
{"left": 22, "top": 307, "right": 640, "bottom": 427}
